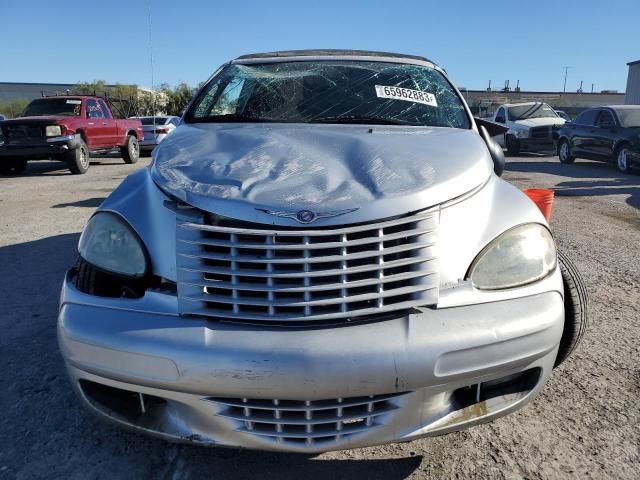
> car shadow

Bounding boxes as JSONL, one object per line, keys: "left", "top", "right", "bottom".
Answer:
{"left": 0, "top": 155, "right": 130, "bottom": 178}
{"left": 0, "top": 233, "right": 423, "bottom": 479}
{"left": 506, "top": 160, "right": 640, "bottom": 209}
{"left": 0, "top": 160, "right": 70, "bottom": 177}
{"left": 52, "top": 197, "right": 106, "bottom": 208}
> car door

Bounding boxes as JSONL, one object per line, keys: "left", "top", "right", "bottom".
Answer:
{"left": 98, "top": 99, "right": 118, "bottom": 147}
{"left": 493, "top": 107, "right": 507, "bottom": 147}
{"left": 569, "top": 109, "right": 599, "bottom": 158}
{"left": 592, "top": 109, "right": 618, "bottom": 159}
{"left": 84, "top": 98, "right": 107, "bottom": 148}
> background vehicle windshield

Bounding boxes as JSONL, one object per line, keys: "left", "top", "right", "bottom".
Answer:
{"left": 141, "top": 116, "right": 168, "bottom": 125}
{"left": 187, "top": 61, "right": 470, "bottom": 128}
{"left": 508, "top": 103, "right": 558, "bottom": 121}
{"left": 23, "top": 98, "right": 82, "bottom": 117}
{"left": 613, "top": 108, "right": 640, "bottom": 127}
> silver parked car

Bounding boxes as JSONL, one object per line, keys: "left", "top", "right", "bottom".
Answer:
{"left": 59, "top": 50, "right": 587, "bottom": 453}
{"left": 135, "top": 115, "right": 180, "bottom": 153}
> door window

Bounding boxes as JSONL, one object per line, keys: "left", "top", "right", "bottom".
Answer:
{"left": 98, "top": 100, "right": 111, "bottom": 119}
{"left": 596, "top": 110, "right": 614, "bottom": 128}
{"left": 495, "top": 108, "right": 506, "bottom": 123}
{"left": 574, "top": 109, "right": 598, "bottom": 126}
{"left": 86, "top": 99, "right": 103, "bottom": 119}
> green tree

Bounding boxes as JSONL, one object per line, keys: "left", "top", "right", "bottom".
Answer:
{"left": 159, "top": 82, "right": 197, "bottom": 116}
{"left": 0, "top": 98, "right": 30, "bottom": 118}
{"left": 72, "top": 80, "right": 143, "bottom": 117}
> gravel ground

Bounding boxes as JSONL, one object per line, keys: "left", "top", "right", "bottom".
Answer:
{"left": 0, "top": 154, "right": 638, "bottom": 479}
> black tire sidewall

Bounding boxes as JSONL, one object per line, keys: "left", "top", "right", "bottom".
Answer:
{"left": 68, "top": 140, "right": 89, "bottom": 174}
{"left": 558, "top": 139, "right": 574, "bottom": 164}
{"left": 122, "top": 135, "right": 139, "bottom": 164}
{"left": 614, "top": 144, "right": 631, "bottom": 173}
{"left": 554, "top": 250, "right": 589, "bottom": 367}
{"left": 506, "top": 135, "right": 520, "bottom": 156}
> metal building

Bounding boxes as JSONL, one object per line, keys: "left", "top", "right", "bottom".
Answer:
{"left": 625, "top": 60, "right": 640, "bottom": 105}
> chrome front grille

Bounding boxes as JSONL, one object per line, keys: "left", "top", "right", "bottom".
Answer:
{"left": 176, "top": 206, "right": 439, "bottom": 324}
{"left": 207, "top": 393, "right": 406, "bottom": 447}
{"left": 530, "top": 126, "right": 552, "bottom": 139}
{"left": 2, "top": 124, "right": 44, "bottom": 142}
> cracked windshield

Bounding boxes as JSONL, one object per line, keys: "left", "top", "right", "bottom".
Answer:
{"left": 189, "top": 61, "right": 470, "bottom": 128}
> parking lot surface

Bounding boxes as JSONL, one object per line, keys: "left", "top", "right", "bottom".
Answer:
{"left": 1, "top": 155, "right": 638, "bottom": 479}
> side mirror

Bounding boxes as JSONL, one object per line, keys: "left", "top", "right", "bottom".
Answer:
{"left": 495, "top": 116, "right": 505, "bottom": 123}
{"left": 479, "top": 125, "right": 505, "bottom": 177}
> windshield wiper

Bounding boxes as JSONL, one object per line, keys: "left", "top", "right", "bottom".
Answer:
{"left": 310, "top": 115, "right": 421, "bottom": 126}
{"left": 513, "top": 104, "right": 543, "bottom": 121}
{"left": 192, "top": 114, "right": 280, "bottom": 123}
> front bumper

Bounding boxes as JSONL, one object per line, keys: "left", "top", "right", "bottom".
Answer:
{"left": 140, "top": 134, "right": 167, "bottom": 150}
{"left": 58, "top": 273, "right": 564, "bottom": 453}
{"left": 518, "top": 137, "right": 555, "bottom": 152}
{"left": 0, "top": 134, "right": 80, "bottom": 160}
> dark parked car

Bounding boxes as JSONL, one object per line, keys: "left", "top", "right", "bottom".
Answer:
{"left": 555, "top": 105, "right": 640, "bottom": 173}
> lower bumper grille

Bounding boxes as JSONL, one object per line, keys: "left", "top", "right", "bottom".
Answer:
{"left": 207, "top": 393, "right": 407, "bottom": 447}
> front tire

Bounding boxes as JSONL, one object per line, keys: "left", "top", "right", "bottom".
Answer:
{"left": 121, "top": 135, "right": 139, "bottom": 164}
{"left": 66, "top": 140, "right": 90, "bottom": 174}
{"left": 554, "top": 250, "right": 589, "bottom": 368}
{"left": 615, "top": 144, "right": 632, "bottom": 174}
{"left": 506, "top": 135, "right": 520, "bottom": 156}
{"left": 558, "top": 139, "right": 575, "bottom": 164}
{"left": 0, "top": 158, "right": 28, "bottom": 174}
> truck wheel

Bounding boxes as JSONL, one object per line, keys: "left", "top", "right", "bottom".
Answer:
{"left": 558, "top": 139, "right": 575, "bottom": 164}
{"left": 554, "top": 250, "right": 589, "bottom": 368}
{"left": 67, "top": 139, "right": 90, "bottom": 174}
{"left": 506, "top": 135, "right": 520, "bottom": 156}
{"left": 121, "top": 135, "right": 140, "bottom": 164}
{"left": 0, "top": 158, "right": 28, "bottom": 174}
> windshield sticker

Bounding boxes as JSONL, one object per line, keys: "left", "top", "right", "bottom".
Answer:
{"left": 374, "top": 85, "right": 438, "bottom": 108}
{"left": 66, "top": 99, "right": 82, "bottom": 104}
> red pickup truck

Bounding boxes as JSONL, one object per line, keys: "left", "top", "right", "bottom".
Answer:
{"left": 0, "top": 96, "right": 143, "bottom": 174}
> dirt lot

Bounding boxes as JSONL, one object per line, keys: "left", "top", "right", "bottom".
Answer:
{"left": 0, "top": 155, "right": 638, "bottom": 479}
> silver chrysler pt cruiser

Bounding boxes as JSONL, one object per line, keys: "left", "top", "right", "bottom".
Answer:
{"left": 58, "top": 50, "right": 587, "bottom": 453}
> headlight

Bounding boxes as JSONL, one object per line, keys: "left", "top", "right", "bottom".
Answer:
{"left": 45, "top": 125, "right": 62, "bottom": 137}
{"left": 468, "top": 223, "right": 556, "bottom": 290}
{"left": 514, "top": 130, "right": 529, "bottom": 139}
{"left": 78, "top": 212, "right": 147, "bottom": 277}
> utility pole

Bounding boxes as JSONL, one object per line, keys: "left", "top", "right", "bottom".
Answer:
{"left": 147, "top": 0, "right": 155, "bottom": 116}
{"left": 563, "top": 66, "right": 571, "bottom": 93}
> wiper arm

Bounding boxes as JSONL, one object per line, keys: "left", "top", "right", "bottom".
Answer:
{"left": 514, "top": 104, "right": 541, "bottom": 121}
{"left": 310, "top": 115, "right": 420, "bottom": 126}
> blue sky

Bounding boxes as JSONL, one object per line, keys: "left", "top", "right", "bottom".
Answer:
{"left": 2, "top": 0, "right": 638, "bottom": 92}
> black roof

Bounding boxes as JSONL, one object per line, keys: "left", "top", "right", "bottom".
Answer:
{"left": 236, "top": 49, "right": 434, "bottom": 64}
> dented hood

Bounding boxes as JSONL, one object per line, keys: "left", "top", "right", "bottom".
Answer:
{"left": 151, "top": 123, "right": 492, "bottom": 220}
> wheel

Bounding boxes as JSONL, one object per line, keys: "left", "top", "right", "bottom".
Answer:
{"left": 557, "top": 139, "right": 575, "bottom": 164}
{"left": 554, "top": 250, "right": 589, "bottom": 367}
{"left": 614, "top": 144, "right": 632, "bottom": 174}
{"left": 0, "top": 158, "right": 28, "bottom": 174}
{"left": 121, "top": 135, "right": 140, "bottom": 164}
{"left": 506, "top": 135, "right": 520, "bottom": 156}
{"left": 66, "top": 139, "right": 90, "bottom": 174}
